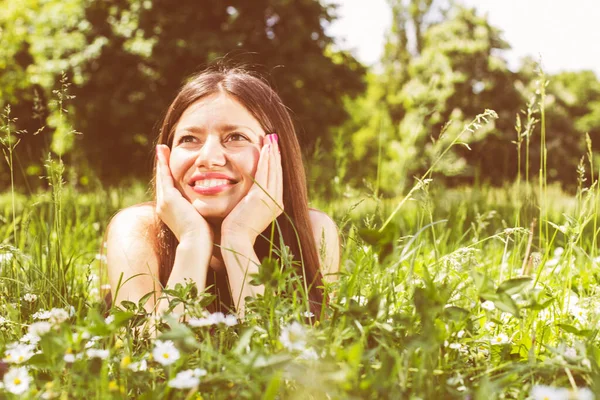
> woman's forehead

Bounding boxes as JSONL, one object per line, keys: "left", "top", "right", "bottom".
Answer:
{"left": 176, "top": 93, "right": 265, "bottom": 137}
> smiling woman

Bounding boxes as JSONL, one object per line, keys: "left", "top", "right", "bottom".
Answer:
{"left": 104, "top": 67, "right": 340, "bottom": 320}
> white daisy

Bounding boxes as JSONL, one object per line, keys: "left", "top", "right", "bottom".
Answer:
{"left": 49, "top": 308, "right": 69, "bottom": 325}
{"left": 127, "top": 359, "right": 148, "bottom": 372}
{"left": 490, "top": 333, "right": 510, "bottom": 346}
{"left": 481, "top": 300, "right": 495, "bottom": 311}
{"left": 23, "top": 293, "right": 37, "bottom": 303}
{"left": 152, "top": 340, "right": 180, "bottom": 366}
{"left": 3, "top": 343, "right": 36, "bottom": 364}
{"left": 3, "top": 366, "right": 31, "bottom": 395}
{"left": 279, "top": 322, "right": 307, "bottom": 351}
{"left": 32, "top": 310, "right": 51, "bottom": 320}
{"left": 28, "top": 321, "right": 52, "bottom": 338}
{"left": 168, "top": 369, "right": 200, "bottom": 389}
{"left": 86, "top": 349, "right": 109, "bottom": 360}
{"left": 530, "top": 385, "right": 569, "bottom": 400}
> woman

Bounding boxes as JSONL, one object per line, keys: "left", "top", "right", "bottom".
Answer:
{"left": 105, "top": 67, "right": 340, "bottom": 318}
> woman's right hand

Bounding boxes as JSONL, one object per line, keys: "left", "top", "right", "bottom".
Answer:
{"left": 155, "top": 144, "right": 213, "bottom": 243}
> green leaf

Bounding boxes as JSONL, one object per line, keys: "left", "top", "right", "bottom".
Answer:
{"left": 443, "top": 306, "right": 470, "bottom": 321}
{"left": 262, "top": 371, "right": 283, "bottom": 400}
{"left": 492, "top": 291, "right": 520, "bottom": 317}
{"left": 497, "top": 277, "right": 532, "bottom": 295}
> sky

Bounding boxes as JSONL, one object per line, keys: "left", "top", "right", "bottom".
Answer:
{"left": 326, "top": 0, "right": 600, "bottom": 76}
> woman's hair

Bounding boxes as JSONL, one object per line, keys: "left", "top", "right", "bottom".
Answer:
{"left": 153, "top": 66, "right": 325, "bottom": 315}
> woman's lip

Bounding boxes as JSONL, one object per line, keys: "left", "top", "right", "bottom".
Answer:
{"left": 190, "top": 183, "right": 235, "bottom": 195}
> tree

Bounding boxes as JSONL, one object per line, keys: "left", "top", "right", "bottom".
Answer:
{"left": 1, "top": 0, "right": 366, "bottom": 186}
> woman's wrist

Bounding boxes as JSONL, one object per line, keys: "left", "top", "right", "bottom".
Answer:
{"left": 220, "top": 227, "right": 257, "bottom": 247}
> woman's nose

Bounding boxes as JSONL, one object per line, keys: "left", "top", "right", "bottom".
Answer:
{"left": 194, "top": 136, "right": 226, "bottom": 168}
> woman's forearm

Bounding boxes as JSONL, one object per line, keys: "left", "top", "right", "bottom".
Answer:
{"left": 220, "top": 237, "right": 264, "bottom": 316}
{"left": 155, "top": 234, "right": 212, "bottom": 316}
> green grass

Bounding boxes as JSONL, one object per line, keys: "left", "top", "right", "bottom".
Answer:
{"left": 1, "top": 171, "right": 600, "bottom": 398}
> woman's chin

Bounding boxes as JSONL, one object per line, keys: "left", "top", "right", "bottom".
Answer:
{"left": 191, "top": 199, "right": 231, "bottom": 221}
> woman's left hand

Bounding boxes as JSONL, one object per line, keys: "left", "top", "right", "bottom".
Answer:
{"left": 221, "top": 134, "right": 283, "bottom": 243}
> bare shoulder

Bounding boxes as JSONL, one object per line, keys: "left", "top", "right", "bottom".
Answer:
{"left": 308, "top": 209, "right": 338, "bottom": 238}
{"left": 106, "top": 202, "right": 159, "bottom": 273}
{"left": 308, "top": 208, "right": 341, "bottom": 282}
{"left": 107, "top": 202, "right": 157, "bottom": 239}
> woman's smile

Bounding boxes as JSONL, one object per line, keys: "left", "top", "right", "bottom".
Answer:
{"left": 169, "top": 93, "right": 265, "bottom": 219}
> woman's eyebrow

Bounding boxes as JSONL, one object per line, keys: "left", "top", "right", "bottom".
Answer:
{"left": 178, "top": 124, "right": 258, "bottom": 135}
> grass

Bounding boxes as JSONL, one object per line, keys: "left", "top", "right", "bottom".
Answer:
{"left": 1, "top": 96, "right": 600, "bottom": 399}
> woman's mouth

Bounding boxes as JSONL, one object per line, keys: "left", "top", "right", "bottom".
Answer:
{"left": 190, "top": 179, "right": 236, "bottom": 195}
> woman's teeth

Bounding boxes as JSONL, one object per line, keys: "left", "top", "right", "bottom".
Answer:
{"left": 194, "top": 179, "right": 231, "bottom": 188}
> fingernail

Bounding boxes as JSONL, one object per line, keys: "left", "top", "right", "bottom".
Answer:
{"left": 267, "top": 134, "right": 273, "bottom": 143}
{"left": 272, "top": 133, "right": 278, "bottom": 143}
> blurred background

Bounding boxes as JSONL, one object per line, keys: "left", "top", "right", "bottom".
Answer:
{"left": 1, "top": 0, "right": 599, "bottom": 198}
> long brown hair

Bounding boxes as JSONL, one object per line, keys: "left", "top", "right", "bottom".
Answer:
{"left": 153, "top": 67, "right": 325, "bottom": 315}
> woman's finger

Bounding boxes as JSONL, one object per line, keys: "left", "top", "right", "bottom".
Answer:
{"left": 155, "top": 147, "right": 164, "bottom": 202}
{"left": 254, "top": 138, "right": 270, "bottom": 189}
{"left": 274, "top": 135, "right": 283, "bottom": 209}
{"left": 266, "top": 135, "right": 279, "bottom": 210}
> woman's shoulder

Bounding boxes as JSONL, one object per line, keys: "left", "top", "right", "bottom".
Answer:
{"left": 308, "top": 208, "right": 339, "bottom": 240}
{"left": 107, "top": 202, "right": 157, "bottom": 238}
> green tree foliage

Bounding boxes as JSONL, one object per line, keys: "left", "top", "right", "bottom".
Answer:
{"left": 335, "top": 2, "right": 600, "bottom": 195}
{"left": 0, "top": 0, "right": 365, "bottom": 186}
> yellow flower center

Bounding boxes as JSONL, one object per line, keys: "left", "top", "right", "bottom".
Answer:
{"left": 162, "top": 353, "right": 169, "bottom": 359}
{"left": 14, "top": 378, "right": 21, "bottom": 385}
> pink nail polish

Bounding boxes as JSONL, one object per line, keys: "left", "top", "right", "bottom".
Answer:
{"left": 272, "top": 134, "right": 278, "bottom": 143}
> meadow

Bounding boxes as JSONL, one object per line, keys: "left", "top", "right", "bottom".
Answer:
{"left": 1, "top": 111, "right": 600, "bottom": 399}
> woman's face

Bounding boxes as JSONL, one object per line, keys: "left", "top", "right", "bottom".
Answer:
{"left": 169, "top": 93, "right": 266, "bottom": 221}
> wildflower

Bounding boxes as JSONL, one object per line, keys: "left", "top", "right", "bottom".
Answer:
{"left": 448, "top": 343, "right": 462, "bottom": 350}
{"left": 28, "top": 321, "right": 52, "bottom": 338}
{"left": 168, "top": 368, "right": 206, "bottom": 389}
{"left": 298, "top": 348, "right": 319, "bottom": 361}
{"left": 223, "top": 315, "right": 237, "bottom": 326}
{"left": 491, "top": 333, "right": 510, "bottom": 346}
{"left": 0, "top": 316, "right": 7, "bottom": 327}
{"left": 41, "top": 381, "right": 59, "bottom": 399}
{"left": 570, "top": 305, "right": 588, "bottom": 324}
{"left": 0, "top": 252, "right": 13, "bottom": 263}
{"left": 3, "top": 366, "right": 31, "bottom": 395}
{"left": 105, "top": 315, "right": 115, "bottom": 325}
{"left": 19, "top": 333, "right": 41, "bottom": 345}
{"left": 188, "top": 312, "right": 237, "bottom": 327}
{"left": 108, "top": 380, "right": 119, "bottom": 392}
{"left": 86, "top": 349, "right": 109, "bottom": 360}
{"left": 554, "top": 247, "right": 564, "bottom": 257}
{"left": 152, "top": 340, "right": 180, "bottom": 366}
{"left": 63, "top": 353, "right": 76, "bottom": 363}
{"left": 279, "top": 322, "right": 307, "bottom": 351}
{"left": 49, "top": 308, "right": 69, "bottom": 325}
{"left": 563, "top": 347, "right": 577, "bottom": 359}
{"left": 530, "top": 385, "right": 569, "bottom": 400}
{"left": 32, "top": 310, "right": 51, "bottom": 320}
{"left": 481, "top": 300, "right": 495, "bottom": 311}
{"left": 23, "top": 293, "right": 37, "bottom": 303}
{"left": 302, "top": 311, "right": 315, "bottom": 318}
{"left": 127, "top": 359, "right": 148, "bottom": 372}
{"left": 3, "top": 343, "right": 36, "bottom": 364}
{"left": 84, "top": 336, "right": 102, "bottom": 349}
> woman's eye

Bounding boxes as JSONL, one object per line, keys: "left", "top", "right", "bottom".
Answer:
{"left": 226, "top": 133, "right": 249, "bottom": 142}
{"left": 178, "top": 135, "right": 198, "bottom": 144}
